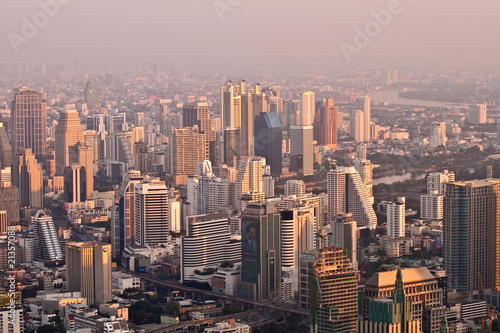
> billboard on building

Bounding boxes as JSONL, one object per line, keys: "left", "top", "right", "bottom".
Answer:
{"left": 241, "top": 220, "right": 260, "bottom": 284}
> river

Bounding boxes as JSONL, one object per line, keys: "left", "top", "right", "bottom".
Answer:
{"left": 369, "top": 89, "right": 465, "bottom": 109}
{"left": 373, "top": 172, "right": 427, "bottom": 186}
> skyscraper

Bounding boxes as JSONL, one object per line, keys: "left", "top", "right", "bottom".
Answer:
{"left": 235, "top": 156, "right": 267, "bottom": 211}
{"left": 238, "top": 203, "right": 281, "bottom": 302}
{"left": 223, "top": 128, "right": 240, "bottom": 167}
{"left": 443, "top": 179, "right": 500, "bottom": 293}
{"left": 64, "top": 164, "right": 87, "bottom": 203}
{"left": 350, "top": 110, "right": 365, "bottom": 142}
{"left": 55, "top": 110, "right": 84, "bottom": 175}
{"left": 69, "top": 142, "right": 94, "bottom": 197}
{"left": 240, "top": 87, "right": 254, "bottom": 156}
{"left": 290, "top": 125, "right": 314, "bottom": 176}
{"left": 299, "top": 247, "right": 358, "bottom": 333}
{"left": 357, "top": 95, "right": 371, "bottom": 141}
{"left": 66, "top": 242, "right": 112, "bottom": 306}
{"left": 11, "top": 88, "right": 47, "bottom": 156}
{"left": 12, "top": 148, "right": 43, "bottom": 208}
{"left": 221, "top": 81, "right": 236, "bottom": 128}
{"left": 183, "top": 102, "right": 215, "bottom": 142}
{"left": 427, "top": 170, "right": 455, "bottom": 194}
{"left": 170, "top": 126, "right": 208, "bottom": 186}
{"left": 330, "top": 213, "right": 357, "bottom": 268}
{"left": 387, "top": 197, "right": 405, "bottom": 239}
{"left": 298, "top": 91, "right": 315, "bottom": 126}
{"left": 0, "top": 122, "right": 12, "bottom": 170}
{"left": 316, "top": 96, "right": 338, "bottom": 148}
{"left": 33, "top": 210, "right": 63, "bottom": 262}
{"left": 327, "top": 167, "right": 377, "bottom": 229}
{"left": 135, "top": 180, "right": 169, "bottom": 246}
{"left": 254, "top": 112, "right": 282, "bottom": 176}
{"left": 84, "top": 81, "right": 98, "bottom": 109}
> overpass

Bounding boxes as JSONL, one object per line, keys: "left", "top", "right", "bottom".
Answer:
{"left": 115, "top": 266, "right": 308, "bottom": 316}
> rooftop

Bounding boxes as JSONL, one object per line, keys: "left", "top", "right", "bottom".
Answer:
{"left": 367, "top": 267, "right": 434, "bottom": 288}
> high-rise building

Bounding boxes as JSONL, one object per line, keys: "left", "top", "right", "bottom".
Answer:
{"left": 0, "top": 292, "right": 23, "bottom": 333}
{"left": 84, "top": 81, "right": 99, "bottom": 109}
{"left": 430, "top": 122, "right": 447, "bottom": 148}
{"left": 357, "top": 96, "right": 371, "bottom": 140}
{"left": 180, "top": 213, "right": 241, "bottom": 283}
{"left": 55, "top": 110, "right": 84, "bottom": 175}
{"left": 12, "top": 148, "right": 43, "bottom": 208}
{"left": 254, "top": 112, "right": 282, "bottom": 176}
{"left": 427, "top": 170, "right": 455, "bottom": 194}
{"left": 359, "top": 269, "right": 422, "bottom": 333}
{"left": 353, "top": 158, "right": 374, "bottom": 201}
{"left": 356, "top": 144, "right": 367, "bottom": 160}
{"left": 11, "top": 88, "right": 47, "bottom": 156}
{"left": 387, "top": 197, "right": 405, "bottom": 239}
{"left": 444, "top": 179, "right": 500, "bottom": 293}
{"left": 33, "top": 210, "right": 63, "bottom": 262}
{"left": 66, "top": 242, "right": 112, "bottom": 306}
{"left": 299, "top": 247, "right": 358, "bottom": 333}
{"left": 290, "top": 125, "right": 314, "bottom": 176}
{"left": 327, "top": 167, "right": 377, "bottom": 229}
{"left": 238, "top": 203, "right": 281, "bottom": 302}
{"left": 235, "top": 156, "right": 266, "bottom": 211}
{"left": 223, "top": 128, "right": 240, "bottom": 167}
{"left": 316, "top": 96, "right": 338, "bottom": 147}
{"left": 350, "top": 110, "right": 365, "bottom": 142}
{"left": 240, "top": 86, "right": 254, "bottom": 157}
{"left": 0, "top": 184, "right": 20, "bottom": 223}
{"left": 0, "top": 211, "right": 6, "bottom": 234}
{"left": 64, "top": 164, "right": 87, "bottom": 203}
{"left": 111, "top": 171, "right": 144, "bottom": 259}
{"left": 284, "top": 179, "right": 306, "bottom": 197}
{"left": 183, "top": 102, "right": 215, "bottom": 142}
{"left": 134, "top": 180, "right": 169, "bottom": 246}
{"left": 298, "top": 91, "right": 315, "bottom": 126}
{"left": 221, "top": 81, "right": 237, "bottom": 128}
{"left": 330, "top": 213, "right": 357, "bottom": 268}
{"left": 83, "top": 130, "right": 100, "bottom": 162}
{"left": 69, "top": 142, "right": 94, "bottom": 197}
{"left": 420, "top": 193, "right": 444, "bottom": 221}
{"left": 469, "top": 104, "right": 487, "bottom": 124}
{"left": 0, "top": 122, "right": 12, "bottom": 170}
{"left": 170, "top": 126, "right": 208, "bottom": 186}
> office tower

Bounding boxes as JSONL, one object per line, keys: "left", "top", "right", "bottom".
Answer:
{"left": 33, "top": 210, "right": 63, "bottom": 261}
{"left": 0, "top": 184, "right": 20, "bottom": 223}
{"left": 280, "top": 207, "right": 315, "bottom": 293}
{"left": 359, "top": 270, "right": 421, "bottom": 333}
{"left": 180, "top": 213, "right": 241, "bottom": 283}
{"left": 0, "top": 292, "right": 23, "bottom": 333}
{"left": 55, "top": 110, "right": 84, "bottom": 175}
{"left": 331, "top": 213, "right": 357, "bottom": 268}
{"left": 84, "top": 81, "right": 98, "bottom": 109}
{"left": 12, "top": 148, "right": 43, "bottom": 208}
{"left": 221, "top": 81, "right": 236, "bottom": 128}
{"left": 469, "top": 104, "right": 487, "bottom": 124}
{"left": 133, "top": 141, "right": 152, "bottom": 174}
{"left": 223, "top": 128, "right": 240, "bottom": 167}
{"left": 84, "top": 130, "right": 100, "bottom": 162}
{"left": 284, "top": 179, "right": 306, "bottom": 197}
{"left": 106, "top": 131, "right": 134, "bottom": 167}
{"left": 183, "top": 102, "right": 215, "bottom": 142}
{"left": 238, "top": 203, "right": 281, "bottom": 302}
{"left": 135, "top": 112, "right": 144, "bottom": 127}
{"left": 254, "top": 112, "right": 282, "bottom": 176}
{"left": 64, "top": 164, "right": 86, "bottom": 203}
{"left": 353, "top": 158, "right": 374, "bottom": 200}
{"left": 357, "top": 95, "right": 371, "bottom": 140}
{"left": 420, "top": 193, "right": 444, "bottom": 221}
{"left": 135, "top": 180, "right": 169, "bottom": 246}
{"left": 111, "top": 171, "right": 144, "bottom": 259}
{"left": 430, "top": 122, "right": 447, "bottom": 148}
{"left": 170, "top": 126, "right": 208, "bottom": 186}
{"left": 356, "top": 144, "right": 367, "bottom": 160}
{"left": 317, "top": 96, "right": 338, "bottom": 147}
{"left": 69, "top": 142, "right": 94, "bottom": 197}
{"left": 66, "top": 242, "right": 112, "bottom": 305}
{"left": 187, "top": 161, "right": 230, "bottom": 216}
{"left": 0, "top": 211, "right": 6, "bottom": 234}
{"left": 350, "top": 110, "right": 365, "bottom": 142}
{"left": 363, "top": 267, "right": 444, "bottom": 330}
{"left": 284, "top": 99, "right": 300, "bottom": 128}
{"left": 327, "top": 167, "right": 377, "bottom": 229}
{"left": 387, "top": 197, "right": 405, "bottom": 239}
{"left": 11, "top": 87, "right": 47, "bottom": 155}
{"left": 251, "top": 83, "right": 267, "bottom": 116}
{"left": 427, "top": 170, "right": 455, "bottom": 194}
{"left": 298, "top": 91, "right": 315, "bottom": 126}
{"left": 444, "top": 179, "right": 500, "bottom": 293}
{"left": 290, "top": 125, "right": 314, "bottom": 176}
{"left": 235, "top": 156, "right": 266, "bottom": 211}
{"left": 0, "top": 122, "right": 12, "bottom": 169}
{"left": 240, "top": 88, "right": 254, "bottom": 156}
{"left": 299, "top": 247, "right": 357, "bottom": 333}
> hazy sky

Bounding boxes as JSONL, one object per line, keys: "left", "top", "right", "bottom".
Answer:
{"left": 1, "top": 0, "right": 499, "bottom": 69}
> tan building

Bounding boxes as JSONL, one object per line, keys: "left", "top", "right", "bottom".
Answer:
{"left": 12, "top": 148, "right": 43, "bottom": 208}
{"left": 170, "top": 126, "right": 208, "bottom": 186}
{"left": 362, "top": 267, "right": 443, "bottom": 330}
{"left": 55, "top": 110, "right": 84, "bottom": 175}
{"left": 66, "top": 242, "right": 112, "bottom": 306}
{"left": 69, "top": 142, "right": 94, "bottom": 197}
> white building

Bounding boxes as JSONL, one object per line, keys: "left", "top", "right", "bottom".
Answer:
{"left": 298, "top": 91, "right": 315, "bottom": 126}
{"left": 205, "top": 320, "right": 250, "bottom": 333}
{"left": 169, "top": 200, "right": 181, "bottom": 233}
{"left": 135, "top": 180, "right": 169, "bottom": 246}
{"left": 357, "top": 96, "right": 371, "bottom": 140}
{"left": 387, "top": 197, "right": 405, "bottom": 239}
{"left": 284, "top": 179, "right": 306, "bottom": 197}
{"left": 427, "top": 170, "right": 455, "bottom": 194}
{"left": 350, "top": 110, "right": 365, "bottom": 142}
{"left": 420, "top": 192, "right": 444, "bottom": 221}
{"left": 430, "top": 122, "right": 447, "bottom": 148}
{"left": 111, "top": 271, "right": 140, "bottom": 291}
{"left": 353, "top": 158, "right": 374, "bottom": 201}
